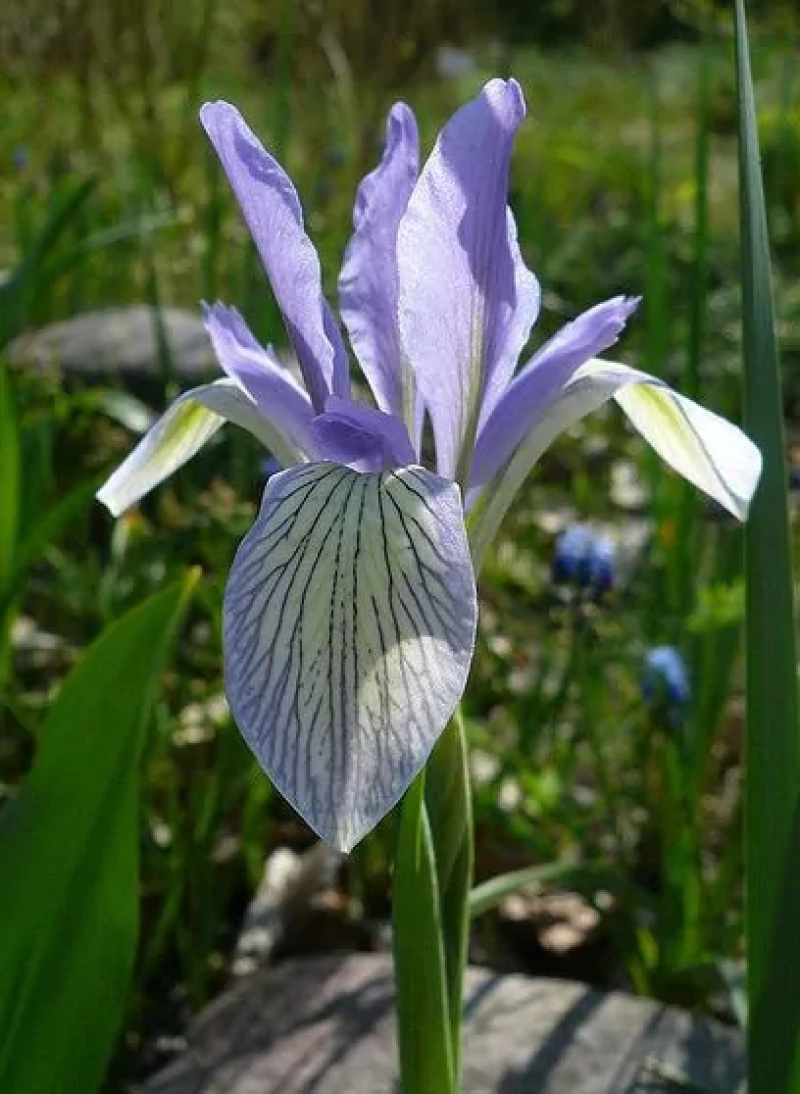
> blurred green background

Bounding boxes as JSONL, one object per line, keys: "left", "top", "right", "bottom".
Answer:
{"left": 1, "top": 0, "right": 799, "bottom": 1088}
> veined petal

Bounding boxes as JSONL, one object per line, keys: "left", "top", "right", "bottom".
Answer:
{"left": 469, "top": 357, "right": 761, "bottom": 566}
{"left": 398, "top": 79, "right": 528, "bottom": 481}
{"left": 471, "top": 296, "right": 639, "bottom": 491}
{"left": 339, "top": 103, "right": 419, "bottom": 425}
{"left": 223, "top": 462, "right": 477, "bottom": 852}
{"left": 200, "top": 101, "right": 349, "bottom": 410}
{"left": 204, "top": 303, "right": 315, "bottom": 455}
{"left": 96, "top": 380, "right": 301, "bottom": 517}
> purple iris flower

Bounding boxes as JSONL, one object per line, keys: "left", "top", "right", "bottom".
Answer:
{"left": 98, "top": 80, "right": 761, "bottom": 850}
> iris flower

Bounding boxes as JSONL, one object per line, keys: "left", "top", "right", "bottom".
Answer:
{"left": 98, "top": 80, "right": 760, "bottom": 851}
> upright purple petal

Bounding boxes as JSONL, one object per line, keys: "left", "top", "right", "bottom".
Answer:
{"left": 470, "top": 296, "right": 639, "bottom": 491}
{"left": 339, "top": 104, "right": 419, "bottom": 422}
{"left": 478, "top": 208, "right": 541, "bottom": 425}
{"left": 204, "top": 303, "right": 315, "bottom": 456}
{"left": 200, "top": 102, "right": 349, "bottom": 411}
{"left": 397, "top": 79, "right": 531, "bottom": 481}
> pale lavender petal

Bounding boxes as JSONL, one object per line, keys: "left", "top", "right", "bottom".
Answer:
{"left": 478, "top": 208, "right": 541, "bottom": 426}
{"left": 204, "top": 303, "right": 315, "bottom": 456}
{"left": 310, "top": 396, "right": 416, "bottom": 472}
{"left": 470, "top": 295, "right": 639, "bottom": 491}
{"left": 200, "top": 101, "right": 349, "bottom": 410}
{"left": 96, "top": 379, "right": 301, "bottom": 517}
{"left": 339, "top": 103, "right": 419, "bottom": 420}
{"left": 468, "top": 356, "right": 761, "bottom": 567}
{"left": 397, "top": 78, "right": 528, "bottom": 481}
{"left": 224, "top": 462, "right": 477, "bottom": 851}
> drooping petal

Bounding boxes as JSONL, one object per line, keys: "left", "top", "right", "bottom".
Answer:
{"left": 96, "top": 380, "right": 302, "bottom": 517}
{"left": 471, "top": 296, "right": 639, "bottom": 491}
{"left": 223, "top": 462, "right": 477, "bottom": 852}
{"left": 200, "top": 101, "right": 349, "bottom": 410}
{"left": 397, "top": 78, "right": 530, "bottom": 481}
{"left": 204, "top": 303, "right": 315, "bottom": 455}
{"left": 339, "top": 103, "right": 419, "bottom": 424}
{"left": 310, "top": 395, "right": 416, "bottom": 472}
{"left": 469, "top": 357, "right": 762, "bottom": 566}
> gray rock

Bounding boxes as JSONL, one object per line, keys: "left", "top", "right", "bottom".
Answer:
{"left": 146, "top": 954, "right": 745, "bottom": 1093}
{"left": 8, "top": 307, "right": 216, "bottom": 391}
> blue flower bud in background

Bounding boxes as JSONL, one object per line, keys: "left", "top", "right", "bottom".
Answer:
{"left": 552, "top": 524, "right": 616, "bottom": 594}
{"left": 585, "top": 533, "right": 615, "bottom": 594}
{"left": 642, "top": 646, "right": 691, "bottom": 708}
{"left": 552, "top": 525, "right": 593, "bottom": 585}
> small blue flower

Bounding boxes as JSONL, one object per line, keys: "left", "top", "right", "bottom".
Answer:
{"left": 642, "top": 646, "right": 691, "bottom": 707}
{"left": 586, "top": 534, "right": 615, "bottom": 594}
{"left": 552, "top": 525, "right": 593, "bottom": 585}
{"left": 552, "top": 525, "right": 615, "bottom": 594}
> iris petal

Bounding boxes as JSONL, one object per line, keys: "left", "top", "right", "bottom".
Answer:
{"left": 339, "top": 103, "right": 419, "bottom": 429}
{"left": 471, "top": 296, "right": 639, "bottom": 491}
{"left": 223, "top": 463, "right": 477, "bottom": 851}
{"left": 398, "top": 79, "right": 529, "bottom": 481}
{"left": 310, "top": 396, "right": 416, "bottom": 472}
{"left": 96, "top": 380, "right": 298, "bottom": 517}
{"left": 469, "top": 357, "right": 761, "bottom": 565}
{"left": 200, "top": 101, "right": 349, "bottom": 410}
{"left": 204, "top": 303, "right": 315, "bottom": 456}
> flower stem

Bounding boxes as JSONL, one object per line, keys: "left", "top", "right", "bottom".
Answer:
{"left": 392, "top": 769, "right": 454, "bottom": 1094}
{"left": 392, "top": 709, "right": 474, "bottom": 1093}
{"left": 425, "top": 709, "right": 474, "bottom": 1088}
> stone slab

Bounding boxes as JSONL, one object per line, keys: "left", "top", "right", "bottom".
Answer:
{"left": 146, "top": 954, "right": 745, "bottom": 1093}
{"left": 9, "top": 307, "right": 215, "bottom": 389}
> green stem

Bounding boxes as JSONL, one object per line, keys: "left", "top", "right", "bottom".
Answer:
{"left": 425, "top": 710, "right": 474, "bottom": 1087}
{"left": 392, "top": 769, "right": 454, "bottom": 1094}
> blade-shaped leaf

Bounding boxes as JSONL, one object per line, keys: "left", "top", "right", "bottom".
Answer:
{"left": 0, "top": 177, "right": 95, "bottom": 350}
{"left": 0, "top": 364, "right": 20, "bottom": 591}
{"left": 735, "top": 2, "right": 800, "bottom": 1091}
{"left": 470, "top": 861, "right": 623, "bottom": 919}
{"left": 0, "top": 571, "right": 198, "bottom": 1094}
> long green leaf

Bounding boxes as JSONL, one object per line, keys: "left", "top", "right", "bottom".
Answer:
{"left": 0, "top": 571, "right": 199, "bottom": 1094}
{"left": 470, "top": 861, "right": 622, "bottom": 919}
{"left": 735, "top": 3, "right": 800, "bottom": 1091}
{"left": 0, "top": 365, "right": 20, "bottom": 591}
{"left": 392, "top": 772, "right": 453, "bottom": 1094}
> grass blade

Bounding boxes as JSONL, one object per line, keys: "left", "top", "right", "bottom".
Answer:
{"left": 0, "top": 365, "right": 20, "bottom": 593}
{"left": 0, "top": 571, "right": 199, "bottom": 1094}
{"left": 470, "top": 862, "right": 624, "bottom": 919}
{"left": 734, "top": 3, "right": 800, "bottom": 1090}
